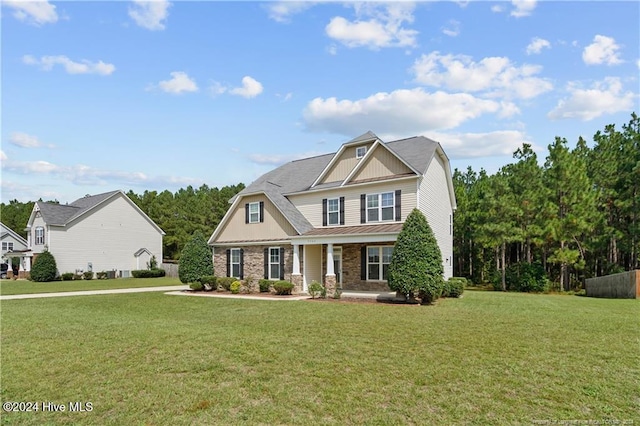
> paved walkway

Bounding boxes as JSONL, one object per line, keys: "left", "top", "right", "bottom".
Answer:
{"left": 166, "top": 291, "right": 311, "bottom": 301}
{"left": 0, "top": 285, "right": 190, "bottom": 300}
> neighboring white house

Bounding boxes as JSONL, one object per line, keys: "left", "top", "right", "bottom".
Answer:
{"left": 1, "top": 222, "right": 29, "bottom": 276}
{"left": 25, "top": 190, "right": 165, "bottom": 277}
{"left": 209, "top": 131, "right": 457, "bottom": 294}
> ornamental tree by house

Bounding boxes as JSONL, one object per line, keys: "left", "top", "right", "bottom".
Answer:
{"left": 178, "top": 230, "right": 213, "bottom": 284}
{"left": 388, "top": 208, "right": 444, "bottom": 303}
{"left": 30, "top": 249, "right": 58, "bottom": 282}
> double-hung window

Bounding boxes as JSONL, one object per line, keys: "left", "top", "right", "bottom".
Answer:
{"left": 356, "top": 146, "right": 367, "bottom": 159}
{"left": 269, "top": 247, "right": 280, "bottom": 280}
{"left": 230, "top": 248, "right": 241, "bottom": 278}
{"left": 327, "top": 198, "right": 340, "bottom": 225}
{"left": 367, "top": 192, "right": 394, "bottom": 222}
{"left": 35, "top": 227, "right": 45, "bottom": 245}
{"left": 249, "top": 202, "right": 260, "bottom": 223}
{"left": 367, "top": 246, "right": 393, "bottom": 281}
{"left": 2, "top": 242, "right": 14, "bottom": 252}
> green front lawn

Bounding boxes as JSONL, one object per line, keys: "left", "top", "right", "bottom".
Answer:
{"left": 1, "top": 291, "right": 638, "bottom": 425}
{"left": 0, "top": 277, "right": 183, "bottom": 295}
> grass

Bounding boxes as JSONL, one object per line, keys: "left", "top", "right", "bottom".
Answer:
{"left": 0, "top": 277, "right": 183, "bottom": 296}
{"left": 1, "top": 291, "right": 638, "bottom": 425}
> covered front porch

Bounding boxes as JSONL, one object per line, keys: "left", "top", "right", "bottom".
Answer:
{"left": 2, "top": 250, "right": 32, "bottom": 279}
{"left": 290, "top": 224, "right": 402, "bottom": 296}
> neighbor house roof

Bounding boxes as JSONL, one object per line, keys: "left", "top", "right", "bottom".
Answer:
{"left": 30, "top": 190, "right": 165, "bottom": 235}
{"left": 0, "top": 222, "right": 28, "bottom": 246}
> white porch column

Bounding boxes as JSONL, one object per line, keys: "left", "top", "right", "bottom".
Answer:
{"left": 292, "top": 244, "right": 301, "bottom": 275}
{"left": 326, "top": 243, "right": 335, "bottom": 276}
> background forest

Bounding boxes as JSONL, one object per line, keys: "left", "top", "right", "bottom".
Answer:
{"left": 2, "top": 114, "right": 637, "bottom": 290}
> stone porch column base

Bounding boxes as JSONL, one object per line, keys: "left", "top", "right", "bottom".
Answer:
{"left": 324, "top": 275, "right": 336, "bottom": 298}
{"left": 291, "top": 274, "right": 303, "bottom": 294}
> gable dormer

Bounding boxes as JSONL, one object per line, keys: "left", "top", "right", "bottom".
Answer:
{"left": 311, "top": 132, "right": 379, "bottom": 187}
{"left": 347, "top": 142, "right": 416, "bottom": 184}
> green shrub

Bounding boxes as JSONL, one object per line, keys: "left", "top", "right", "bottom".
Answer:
{"left": 443, "top": 278, "right": 465, "bottom": 298}
{"left": 273, "top": 280, "right": 294, "bottom": 295}
{"left": 83, "top": 271, "right": 94, "bottom": 280}
{"left": 132, "top": 269, "right": 166, "bottom": 278}
{"left": 178, "top": 230, "right": 213, "bottom": 284}
{"left": 308, "top": 281, "right": 324, "bottom": 299}
{"left": 388, "top": 209, "right": 444, "bottom": 303}
{"left": 61, "top": 272, "right": 74, "bottom": 281}
{"left": 495, "top": 262, "right": 549, "bottom": 293}
{"left": 199, "top": 275, "right": 217, "bottom": 291}
{"left": 217, "top": 277, "right": 235, "bottom": 291}
{"left": 258, "top": 279, "right": 271, "bottom": 293}
{"left": 190, "top": 282, "right": 204, "bottom": 291}
{"left": 230, "top": 280, "right": 242, "bottom": 294}
{"left": 30, "top": 250, "right": 57, "bottom": 282}
{"left": 96, "top": 271, "right": 108, "bottom": 280}
{"left": 73, "top": 274, "right": 83, "bottom": 280}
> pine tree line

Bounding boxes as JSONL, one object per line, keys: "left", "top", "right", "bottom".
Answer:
{"left": 453, "top": 113, "right": 639, "bottom": 290}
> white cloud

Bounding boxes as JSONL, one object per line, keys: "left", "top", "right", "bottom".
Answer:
{"left": 157, "top": 72, "right": 198, "bottom": 94}
{"left": 325, "top": 3, "right": 418, "bottom": 50}
{"left": 3, "top": 0, "right": 58, "bottom": 25}
{"left": 526, "top": 37, "right": 550, "bottom": 55}
{"left": 128, "top": 0, "right": 171, "bottom": 31}
{"left": 442, "top": 20, "right": 461, "bottom": 37}
{"left": 511, "top": 0, "right": 537, "bottom": 17}
{"left": 412, "top": 51, "right": 552, "bottom": 99}
{"left": 9, "top": 132, "right": 55, "bottom": 149}
{"left": 1, "top": 157, "right": 200, "bottom": 187}
{"left": 548, "top": 77, "right": 636, "bottom": 121}
{"left": 491, "top": 4, "right": 504, "bottom": 13}
{"left": 22, "top": 55, "right": 115, "bottom": 75}
{"left": 266, "top": 1, "right": 315, "bottom": 23}
{"left": 303, "top": 88, "right": 508, "bottom": 136}
{"left": 583, "top": 35, "right": 623, "bottom": 66}
{"left": 410, "top": 130, "right": 535, "bottom": 159}
{"left": 0, "top": 150, "right": 7, "bottom": 161}
{"left": 276, "top": 92, "right": 293, "bottom": 102}
{"left": 230, "top": 76, "right": 264, "bottom": 99}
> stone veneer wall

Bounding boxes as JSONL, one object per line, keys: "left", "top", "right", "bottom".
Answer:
{"left": 213, "top": 244, "right": 301, "bottom": 284}
{"left": 324, "top": 242, "right": 393, "bottom": 292}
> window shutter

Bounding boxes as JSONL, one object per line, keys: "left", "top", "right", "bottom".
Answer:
{"left": 263, "top": 248, "right": 269, "bottom": 279}
{"left": 245, "top": 203, "right": 249, "bottom": 224}
{"left": 395, "top": 190, "right": 402, "bottom": 221}
{"left": 226, "top": 249, "right": 231, "bottom": 277}
{"left": 361, "top": 246, "right": 367, "bottom": 280}
{"left": 322, "top": 199, "right": 327, "bottom": 227}
{"left": 360, "top": 194, "right": 366, "bottom": 224}
{"left": 259, "top": 201, "right": 264, "bottom": 223}
{"left": 279, "top": 247, "right": 285, "bottom": 280}
{"left": 339, "top": 197, "right": 345, "bottom": 225}
{"left": 239, "top": 249, "right": 244, "bottom": 280}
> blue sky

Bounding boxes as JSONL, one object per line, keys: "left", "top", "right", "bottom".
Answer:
{"left": 2, "top": 0, "right": 638, "bottom": 203}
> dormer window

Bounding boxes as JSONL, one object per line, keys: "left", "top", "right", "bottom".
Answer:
{"left": 356, "top": 146, "right": 367, "bottom": 159}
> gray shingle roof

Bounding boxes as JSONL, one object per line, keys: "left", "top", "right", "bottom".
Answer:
{"left": 37, "top": 190, "right": 121, "bottom": 226}
{"left": 233, "top": 135, "right": 442, "bottom": 236}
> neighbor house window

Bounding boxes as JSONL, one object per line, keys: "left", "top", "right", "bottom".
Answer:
{"left": 356, "top": 146, "right": 367, "bottom": 159}
{"left": 230, "top": 248, "right": 241, "bottom": 278}
{"left": 367, "top": 246, "right": 393, "bottom": 281}
{"left": 2, "top": 242, "right": 14, "bottom": 252}
{"left": 35, "top": 227, "right": 44, "bottom": 245}
{"left": 269, "top": 247, "right": 280, "bottom": 280}
{"left": 367, "top": 192, "right": 394, "bottom": 222}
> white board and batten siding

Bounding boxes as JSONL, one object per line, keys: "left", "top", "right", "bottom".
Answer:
{"left": 418, "top": 152, "right": 454, "bottom": 279}
{"left": 48, "top": 195, "right": 163, "bottom": 275}
{"left": 289, "top": 178, "right": 418, "bottom": 229}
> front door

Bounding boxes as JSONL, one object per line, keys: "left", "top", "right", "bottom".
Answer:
{"left": 333, "top": 247, "right": 342, "bottom": 288}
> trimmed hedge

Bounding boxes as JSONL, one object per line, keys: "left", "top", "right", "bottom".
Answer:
{"left": 258, "top": 279, "right": 271, "bottom": 293}
{"left": 273, "top": 280, "right": 294, "bottom": 295}
{"left": 30, "top": 250, "right": 57, "bottom": 282}
{"left": 132, "top": 268, "right": 166, "bottom": 278}
{"left": 217, "top": 277, "right": 235, "bottom": 291}
{"left": 61, "top": 272, "right": 74, "bottom": 281}
{"left": 178, "top": 230, "right": 213, "bottom": 284}
{"left": 83, "top": 271, "right": 94, "bottom": 280}
{"left": 443, "top": 278, "right": 465, "bottom": 298}
{"left": 230, "top": 280, "right": 242, "bottom": 294}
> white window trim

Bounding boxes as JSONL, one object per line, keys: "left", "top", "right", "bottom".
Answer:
{"left": 2, "top": 242, "right": 14, "bottom": 251}
{"left": 356, "top": 146, "right": 367, "bottom": 159}
{"left": 35, "top": 227, "right": 45, "bottom": 245}
{"left": 327, "top": 197, "right": 340, "bottom": 226}
{"left": 269, "top": 247, "right": 280, "bottom": 280}
{"left": 248, "top": 202, "right": 260, "bottom": 223}
{"left": 366, "top": 192, "right": 395, "bottom": 223}
{"left": 230, "top": 248, "right": 241, "bottom": 278}
{"left": 366, "top": 246, "right": 394, "bottom": 281}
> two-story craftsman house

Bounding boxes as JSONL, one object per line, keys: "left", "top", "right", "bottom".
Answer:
{"left": 208, "top": 131, "right": 456, "bottom": 293}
